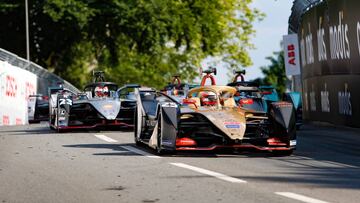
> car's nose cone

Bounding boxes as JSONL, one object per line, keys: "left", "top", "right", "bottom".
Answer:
{"left": 91, "top": 99, "right": 121, "bottom": 120}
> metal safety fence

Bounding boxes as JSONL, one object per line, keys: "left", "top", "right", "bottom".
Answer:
{"left": 0, "top": 48, "right": 79, "bottom": 95}
{"left": 288, "top": 0, "right": 322, "bottom": 34}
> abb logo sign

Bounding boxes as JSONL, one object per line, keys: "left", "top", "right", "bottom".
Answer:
{"left": 0, "top": 60, "right": 38, "bottom": 126}
{"left": 0, "top": 116, "right": 22, "bottom": 125}
{"left": 3, "top": 115, "right": 9, "bottom": 125}
{"left": 5, "top": 75, "right": 17, "bottom": 97}
{"left": 287, "top": 44, "right": 296, "bottom": 65}
{"left": 283, "top": 34, "right": 301, "bottom": 76}
{"left": 4, "top": 75, "right": 35, "bottom": 100}
{"left": 16, "top": 118, "right": 22, "bottom": 125}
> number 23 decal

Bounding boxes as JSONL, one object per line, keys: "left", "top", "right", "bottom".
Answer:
{"left": 59, "top": 98, "right": 72, "bottom": 106}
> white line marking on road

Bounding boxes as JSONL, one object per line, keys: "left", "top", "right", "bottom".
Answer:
{"left": 121, "top": 146, "right": 161, "bottom": 159}
{"left": 94, "top": 134, "right": 118, "bottom": 143}
{"left": 275, "top": 192, "right": 330, "bottom": 203}
{"left": 170, "top": 163, "right": 247, "bottom": 183}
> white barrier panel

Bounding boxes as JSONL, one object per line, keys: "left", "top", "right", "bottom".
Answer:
{"left": 0, "top": 60, "right": 37, "bottom": 126}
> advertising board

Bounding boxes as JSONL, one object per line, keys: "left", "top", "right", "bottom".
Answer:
{"left": 299, "top": 0, "right": 360, "bottom": 127}
{"left": 283, "top": 34, "right": 301, "bottom": 76}
{"left": 0, "top": 60, "right": 37, "bottom": 126}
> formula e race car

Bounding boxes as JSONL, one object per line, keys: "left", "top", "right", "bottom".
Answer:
{"left": 228, "top": 70, "right": 303, "bottom": 130}
{"left": 28, "top": 94, "right": 49, "bottom": 123}
{"left": 134, "top": 69, "right": 296, "bottom": 155}
{"left": 49, "top": 71, "right": 138, "bottom": 131}
{"left": 161, "top": 75, "right": 199, "bottom": 103}
{"left": 259, "top": 85, "right": 279, "bottom": 102}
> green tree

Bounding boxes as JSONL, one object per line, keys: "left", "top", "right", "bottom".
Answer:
{"left": 0, "top": 0, "right": 263, "bottom": 89}
{"left": 255, "top": 51, "right": 287, "bottom": 95}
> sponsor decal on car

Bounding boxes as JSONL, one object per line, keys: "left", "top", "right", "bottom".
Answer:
{"left": 162, "top": 141, "right": 174, "bottom": 145}
{"left": 103, "top": 104, "right": 113, "bottom": 109}
{"left": 290, "top": 140, "right": 297, "bottom": 146}
{"left": 58, "top": 117, "right": 66, "bottom": 121}
{"left": 224, "top": 121, "right": 241, "bottom": 129}
{"left": 146, "top": 120, "right": 157, "bottom": 127}
{"left": 274, "top": 102, "right": 292, "bottom": 108}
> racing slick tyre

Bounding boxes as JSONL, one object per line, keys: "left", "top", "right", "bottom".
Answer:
{"left": 155, "top": 113, "right": 176, "bottom": 156}
{"left": 156, "top": 114, "right": 166, "bottom": 155}
{"left": 49, "top": 113, "right": 56, "bottom": 130}
{"left": 134, "top": 107, "right": 142, "bottom": 146}
{"left": 49, "top": 122, "right": 55, "bottom": 130}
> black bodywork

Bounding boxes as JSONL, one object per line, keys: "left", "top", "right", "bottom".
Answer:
{"left": 49, "top": 83, "right": 139, "bottom": 131}
{"left": 283, "top": 92, "right": 303, "bottom": 129}
{"left": 28, "top": 95, "right": 49, "bottom": 123}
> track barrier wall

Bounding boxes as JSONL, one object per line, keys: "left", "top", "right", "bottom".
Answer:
{"left": 0, "top": 48, "right": 79, "bottom": 126}
{"left": 296, "top": 0, "right": 360, "bottom": 127}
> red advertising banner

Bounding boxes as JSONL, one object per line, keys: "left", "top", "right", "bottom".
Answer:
{"left": 0, "top": 60, "right": 37, "bottom": 126}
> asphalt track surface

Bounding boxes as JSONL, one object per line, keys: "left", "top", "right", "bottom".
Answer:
{"left": 0, "top": 123, "right": 359, "bottom": 203}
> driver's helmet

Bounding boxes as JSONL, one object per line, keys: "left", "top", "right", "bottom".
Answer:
{"left": 95, "top": 86, "right": 104, "bottom": 97}
{"left": 102, "top": 86, "right": 109, "bottom": 97}
{"left": 173, "top": 88, "right": 179, "bottom": 96}
{"left": 200, "top": 91, "right": 217, "bottom": 106}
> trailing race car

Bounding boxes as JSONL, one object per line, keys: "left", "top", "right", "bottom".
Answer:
{"left": 49, "top": 71, "right": 138, "bottom": 131}
{"left": 162, "top": 75, "right": 199, "bottom": 103}
{"left": 28, "top": 94, "right": 49, "bottom": 123}
{"left": 228, "top": 70, "right": 302, "bottom": 130}
{"left": 259, "top": 85, "right": 279, "bottom": 102}
{"left": 228, "top": 70, "right": 270, "bottom": 112}
{"left": 134, "top": 69, "right": 296, "bottom": 155}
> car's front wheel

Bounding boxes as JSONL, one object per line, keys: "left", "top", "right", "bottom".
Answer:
{"left": 156, "top": 114, "right": 165, "bottom": 155}
{"left": 134, "top": 107, "right": 142, "bottom": 146}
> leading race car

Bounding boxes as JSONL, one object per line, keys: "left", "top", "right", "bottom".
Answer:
{"left": 49, "top": 71, "right": 138, "bottom": 131}
{"left": 134, "top": 69, "right": 296, "bottom": 155}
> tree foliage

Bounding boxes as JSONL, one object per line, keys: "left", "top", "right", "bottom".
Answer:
{"left": 254, "top": 51, "right": 287, "bottom": 95}
{"left": 0, "top": 0, "right": 263, "bottom": 89}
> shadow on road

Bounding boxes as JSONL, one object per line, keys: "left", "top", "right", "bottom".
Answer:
{"left": 63, "top": 143, "right": 141, "bottom": 156}
{"left": 295, "top": 124, "right": 360, "bottom": 168}
{"left": 62, "top": 143, "right": 280, "bottom": 158}
{"left": 63, "top": 124, "right": 360, "bottom": 189}
{"left": 0, "top": 125, "right": 134, "bottom": 136}
{"left": 240, "top": 124, "right": 360, "bottom": 190}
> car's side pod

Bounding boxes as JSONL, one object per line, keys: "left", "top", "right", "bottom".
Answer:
{"left": 157, "top": 102, "right": 179, "bottom": 153}
{"left": 56, "top": 94, "right": 73, "bottom": 127}
{"left": 269, "top": 101, "right": 297, "bottom": 138}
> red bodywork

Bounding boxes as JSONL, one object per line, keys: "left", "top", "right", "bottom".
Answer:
{"left": 200, "top": 74, "right": 216, "bottom": 86}
{"left": 171, "top": 76, "right": 182, "bottom": 88}
{"left": 176, "top": 145, "right": 292, "bottom": 151}
{"left": 175, "top": 137, "right": 292, "bottom": 151}
{"left": 51, "top": 120, "right": 133, "bottom": 130}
